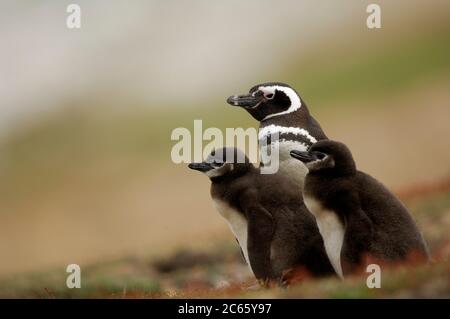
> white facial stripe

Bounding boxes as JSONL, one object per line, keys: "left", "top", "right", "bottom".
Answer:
{"left": 257, "top": 86, "right": 302, "bottom": 121}
{"left": 259, "top": 124, "right": 317, "bottom": 144}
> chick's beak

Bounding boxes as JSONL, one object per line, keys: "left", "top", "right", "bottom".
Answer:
{"left": 290, "top": 150, "right": 315, "bottom": 163}
{"left": 188, "top": 162, "right": 213, "bottom": 172}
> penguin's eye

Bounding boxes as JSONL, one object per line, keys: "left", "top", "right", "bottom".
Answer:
{"left": 316, "top": 153, "right": 327, "bottom": 160}
{"left": 264, "top": 93, "right": 274, "bottom": 99}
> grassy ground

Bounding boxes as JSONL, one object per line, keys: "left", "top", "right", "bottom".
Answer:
{"left": 1, "top": 181, "right": 448, "bottom": 298}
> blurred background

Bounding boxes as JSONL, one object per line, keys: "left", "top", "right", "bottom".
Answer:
{"left": 0, "top": 0, "right": 449, "bottom": 297}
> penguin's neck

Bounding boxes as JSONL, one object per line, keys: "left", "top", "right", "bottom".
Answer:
{"left": 257, "top": 111, "right": 311, "bottom": 180}
{"left": 260, "top": 105, "right": 311, "bottom": 129}
{"left": 259, "top": 107, "right": 318, "bottom": 150}
{"left": 210, "top": 169, "right": 254, "bottom": 205}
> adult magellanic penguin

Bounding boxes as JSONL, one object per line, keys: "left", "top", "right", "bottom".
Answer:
{"left": 290, "top": 140, "right": 430, "bottom": 278}
{"left": 227, "top": 82, "right": 327, "bottom": 183}
{"left": 189, "top": 147, "right": 335, "bottom": 284}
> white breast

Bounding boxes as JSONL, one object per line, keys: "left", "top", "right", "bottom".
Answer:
{"left": 304, "top": 195, "right": 345, "bottom": 278}
{"left": 212, "top": 199, "right": 253, "bottom": 275}
{"left": 260, "top": 139, "right": 309, "bottom": 182}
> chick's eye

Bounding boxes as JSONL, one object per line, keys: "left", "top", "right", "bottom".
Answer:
{"left": 265, "top": 93, "right": 274, "bottom": 99}
{"left": 316, "top": 153, "right": 326, "bottom": 160}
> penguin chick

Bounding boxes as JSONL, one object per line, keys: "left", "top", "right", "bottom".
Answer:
{"left": 290, "top": 140, "right": 430, "bottom": 277}
{"left": 189, "top": 147, "right": 335, "bottom": 283}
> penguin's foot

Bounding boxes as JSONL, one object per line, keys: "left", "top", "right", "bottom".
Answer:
{"left": 280, "top": 266, "right": 311, "bottom": 286}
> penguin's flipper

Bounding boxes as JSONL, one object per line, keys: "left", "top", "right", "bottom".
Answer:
{"left": 342, "top": 208, "right": 374, "bottom": 272}
{"left": 246, "top": 205, "right": 276, "bottom": 281}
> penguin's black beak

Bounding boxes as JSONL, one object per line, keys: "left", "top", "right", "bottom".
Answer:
{"left": 188, "top": 162, "right": 213, "bottom": 172}
{"left": 227, "top": 94, "right": 264, "bottom": 109}
{"left": 290, "top": 150, "right": 315, "bottom": 163}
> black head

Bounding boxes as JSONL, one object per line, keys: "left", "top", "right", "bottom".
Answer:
{"left": 188, "top": 147, "right": 252, "bottom": 181}
{"left": 226, "top": 82, "right": 302, "bottom": 121}
{"left": 290, "top": 140, "right": 356, "bottom": 176}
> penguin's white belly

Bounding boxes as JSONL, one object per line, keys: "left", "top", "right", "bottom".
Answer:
{"left": 260, "top": 140, "right": 309, "bottom": 181}
{"left": 304, "top": 195, "right": 345, "bottom": 278}
{"left": 212, "top": 199, "right": 253, "bottom": 274}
